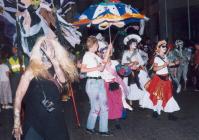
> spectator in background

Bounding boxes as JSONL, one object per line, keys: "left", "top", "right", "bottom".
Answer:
{"left": 0, "top": 56, "right": 12, "bottom": 109}
{"left": 7, "top": 46, "right": 26, "bottom": 99}
{"left": 175, "top": 40, "right": 192, "bottom": 90}
{"left": 193, "top": 42, "right": 199, "bottom": 91}
{"left": 167, "top": 42, "right": 181, "bottom": 93}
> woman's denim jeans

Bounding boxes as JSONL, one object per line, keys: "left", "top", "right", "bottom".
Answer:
{"left": 86, "top": 79, "right": 108, "bottom": 132}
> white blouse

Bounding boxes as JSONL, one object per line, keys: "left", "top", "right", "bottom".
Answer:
{"left": 154, "top": 56, "right": 169, "bottom": 75}
{"left": 121, "top": 50, "right": 144, "bottom": 66}
{"left": 82, "top": 51, "right": 102, "bottom": 77}
{"left": 101, "top": 60, "right": 119, "bottom": 82}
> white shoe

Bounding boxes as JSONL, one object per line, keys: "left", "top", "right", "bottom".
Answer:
{"left": 176, "top": 84, "right": 181, "bottom": 93}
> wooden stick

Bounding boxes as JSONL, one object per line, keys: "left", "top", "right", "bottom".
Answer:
{"left": 69, "top": 83, "right": 81, "bottom": 127}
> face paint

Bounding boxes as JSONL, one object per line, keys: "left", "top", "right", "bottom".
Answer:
{"left": 176, "top": 42, "right": 183, "bottom": 49}
{"left": 130, "top": 42, "right": 137, "bottom": 50}
{"left": 160, "top": 45, "right": 167, "bottom": 53}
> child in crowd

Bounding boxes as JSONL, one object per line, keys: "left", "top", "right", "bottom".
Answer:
{"left": 141, "top": 40, "right": 180, "bottom": 120}
{"left": 97, "top": 36, "right": 132, "bottom": 129}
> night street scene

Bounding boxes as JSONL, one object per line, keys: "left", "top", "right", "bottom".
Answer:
{"left": 0, "top": 0, "right": 199, "bottom": 140}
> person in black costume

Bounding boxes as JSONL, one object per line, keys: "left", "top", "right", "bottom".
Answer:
{"left": 12, "top": 36, "right": 78, "bottom": 140}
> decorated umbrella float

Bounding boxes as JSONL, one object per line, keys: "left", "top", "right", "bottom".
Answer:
{"left": 73, "top": 0, "right": 149, "bottom": 42}
{"left": 73, "top": 0, "right": 149, "bottom": 77}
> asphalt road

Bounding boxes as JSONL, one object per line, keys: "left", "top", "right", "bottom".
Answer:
{"left": 1, "top": 88, "right": 199, "bottom": 140}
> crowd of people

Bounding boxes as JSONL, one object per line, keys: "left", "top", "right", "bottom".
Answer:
{"left": 0, "top": 33, "right": 199, "bottom": 139}
{"left": 0, "top": 0, "right": 199, "bottom": 140}
{"left": 0, "top": 34, "right": 199, "bottom": 140}
{"left": 77, "top": 33, "right": 199, "bottom": 136}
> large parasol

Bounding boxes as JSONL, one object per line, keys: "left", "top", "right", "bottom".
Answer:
{"left": 73, "top": 0, "right": 149, "bottom": 42}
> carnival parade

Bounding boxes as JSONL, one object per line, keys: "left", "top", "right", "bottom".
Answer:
{"left": 0, "top": 0, "right": 199, "bottom": 140}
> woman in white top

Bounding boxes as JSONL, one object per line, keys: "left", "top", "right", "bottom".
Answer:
{"left": 142, "top": 40, "right": 180, "bottom": 120}
{"left": 121, "top": 34, "right": 149, "bottom": 106}
{"left": 81, "top": 36, "right": 113, "bottom": 136}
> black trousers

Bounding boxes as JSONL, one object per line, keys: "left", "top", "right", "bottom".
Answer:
{"left": 10, "top": 74, "right": 21, "bottom": 99}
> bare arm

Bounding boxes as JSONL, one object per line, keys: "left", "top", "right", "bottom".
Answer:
{"left": 13, "top": 70, "right": 34, "bottom": 140}
{"left": 103, "top": 43, "right": 113, "bottom": 63}
{"left": 99, "top": 43, "right": 113, "bottom": 71}
{"left": 153, "top": 63, "right": 168, "bottom": 71}
{"left": 81, "top": 64, "right": 99, "bottom": 73}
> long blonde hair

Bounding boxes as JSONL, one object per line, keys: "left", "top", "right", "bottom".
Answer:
{"left": 27, "top": 36, "right": 78, "bottom": 82}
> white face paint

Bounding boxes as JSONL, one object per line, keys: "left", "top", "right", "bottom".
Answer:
{"left": 160, "top": 45, "right": 167, "bottom": 53}
{"left": 176, "top": 41, "right": 183, "bottom": 49}
{"left": 130, "top": 42, "right": 137, "bottom": 50}
{"left": 178, "top": 44, "right": 183, "bottom": 49}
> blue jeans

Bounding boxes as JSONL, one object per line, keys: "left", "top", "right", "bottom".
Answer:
{"left": 169, "top": 68, "right": 180, "bottom": 88}
{"left": 177, "top": 64, "right": 189, "bottom": 82}
{"left": 86, "top": 79, "right": 108, "bottom": 132}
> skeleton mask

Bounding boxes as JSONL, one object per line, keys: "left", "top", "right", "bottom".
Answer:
{"left": 175, "top": 40, "right": 184, "bottom": 49}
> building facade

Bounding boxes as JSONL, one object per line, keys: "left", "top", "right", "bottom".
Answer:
{"left": 144, "top": 0, "right": 199, "bottom": 42}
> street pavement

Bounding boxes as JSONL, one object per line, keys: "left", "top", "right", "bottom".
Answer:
{"left": 0, "top": 88, "right": 199, "bottom": 140}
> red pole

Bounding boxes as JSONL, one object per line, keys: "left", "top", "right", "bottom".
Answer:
{"left": 69, "top": 83, "right": 81, "bottom": 127}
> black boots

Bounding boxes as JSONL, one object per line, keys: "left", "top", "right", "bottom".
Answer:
{"left": 152, "top": 111, "right": 159, "bottom": 118}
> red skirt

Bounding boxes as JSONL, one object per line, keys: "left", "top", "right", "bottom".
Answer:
{"left": 145, "top": 75, "right": 173, "bottom": 108}
{"left": 105, "top": 81, "right": 123, "bottom": 120}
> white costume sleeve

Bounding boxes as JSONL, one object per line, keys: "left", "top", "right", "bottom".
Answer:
{"left": 121, "top": 51, "right": 128, "bottom": 64}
